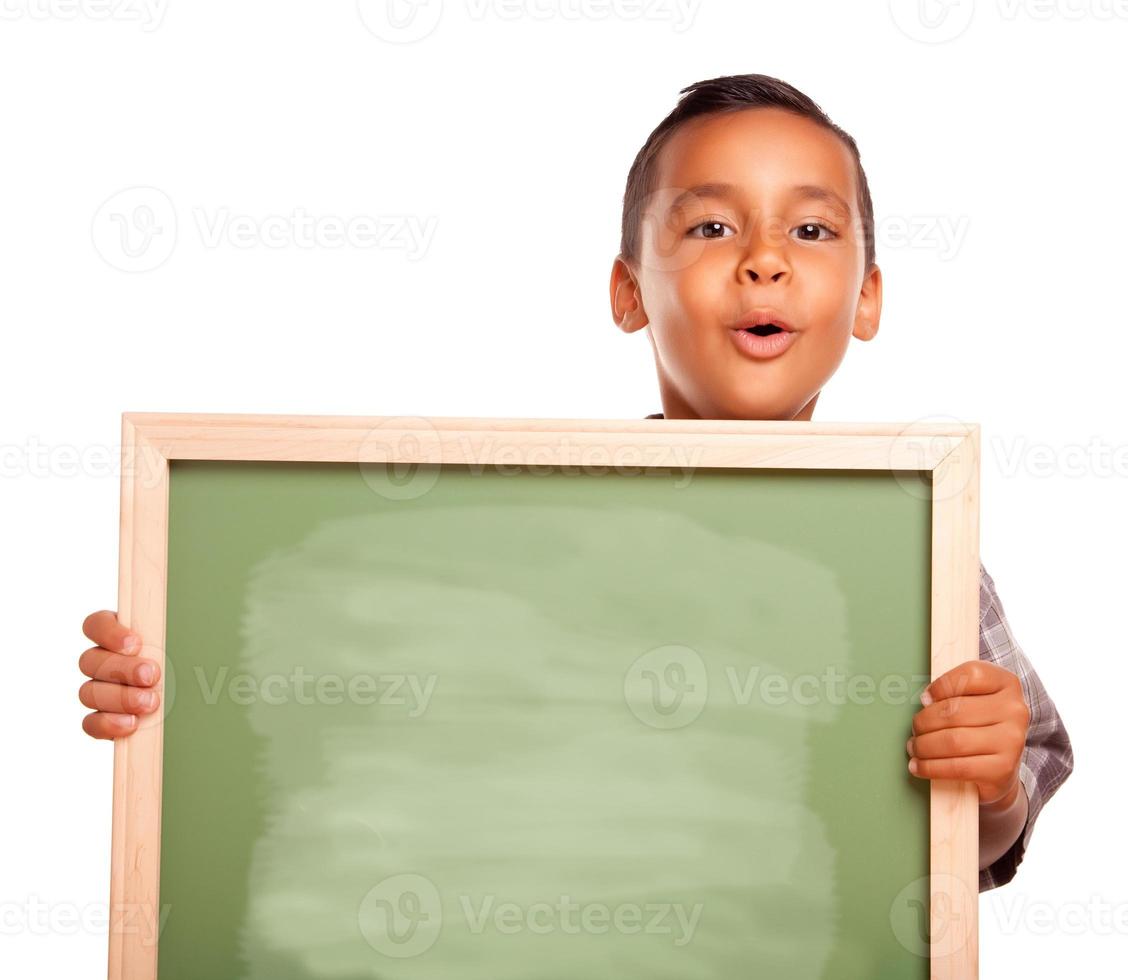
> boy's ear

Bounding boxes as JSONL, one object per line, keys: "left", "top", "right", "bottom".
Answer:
{"left": 610, "top": 256, "right": 649, "bottom": 335}
{"left": 852, "top": 263, "right": 883, "bottom": 342}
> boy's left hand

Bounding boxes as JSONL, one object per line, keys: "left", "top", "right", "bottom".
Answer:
{"left": 906, "top": 660, "right": 1031, "bottom": 807}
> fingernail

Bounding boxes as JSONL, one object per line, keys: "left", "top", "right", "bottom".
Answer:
{"left": 906, "top": 737, "right": 914, "bottom": 756}
{"left": 137, "top": 691, "right": 155, "bottom": 710}
{"left": 137, "top": 664, "right": 154, "bottom": 685}
{"left": 122, "top": 634, "right": 140, "bottom": 654}
{"left": 920, "top": 690, "right": 933, "bottom": 707}
{"left": 124, "top": 715, "right": 138, "bottom": 729}
{"left": 908, "top": 758, "right": 919, "bottom": 775}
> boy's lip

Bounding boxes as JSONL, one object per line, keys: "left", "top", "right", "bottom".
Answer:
{"left": 729, "top": 324, "right": 798, "bottom": 360}
{"left": 728, "top": 308, "right": 795, "bottom": 332}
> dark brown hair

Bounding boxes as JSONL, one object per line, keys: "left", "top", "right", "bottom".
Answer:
{"left": 618, "top": 73, "right": 875, "bottom": 271}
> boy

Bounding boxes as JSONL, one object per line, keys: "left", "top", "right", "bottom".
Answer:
{"left": 78, "top": 74, "right": 1072, "bottom": 893}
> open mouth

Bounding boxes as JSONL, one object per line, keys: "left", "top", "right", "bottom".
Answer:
{"left": 730, "top": 321, "right": 797, "bottom": 360}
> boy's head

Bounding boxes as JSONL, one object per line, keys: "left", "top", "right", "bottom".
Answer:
{"left": 610, "top": 74, "right": 882, "bottom": 421}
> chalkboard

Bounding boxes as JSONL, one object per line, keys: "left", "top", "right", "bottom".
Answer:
{"left": 108, "top": 415, "right": 981, "bottom": 980}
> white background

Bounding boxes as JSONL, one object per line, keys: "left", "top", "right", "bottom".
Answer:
{"left": 1, "top": 0, "right": 1124, "bottom": 976}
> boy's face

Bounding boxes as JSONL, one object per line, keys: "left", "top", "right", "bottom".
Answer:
{"left": 611, "top": 107, "right": 882, "bottom": 421}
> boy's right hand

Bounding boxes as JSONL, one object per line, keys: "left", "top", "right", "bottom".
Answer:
{"left": 79, "top": 610, "right": 162, "bottom": 740}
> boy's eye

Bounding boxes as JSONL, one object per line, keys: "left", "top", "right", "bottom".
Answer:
{"left": 686, "top": 220, "right": 839, "bottom": 242}
{"left": 686, "top": 220, "right": 733, "bottom": 240}
{"left": 793, "top": 222, "right": 837, "bottom": 242}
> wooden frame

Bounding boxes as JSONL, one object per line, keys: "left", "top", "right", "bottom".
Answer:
{"left": 109, "top": 412, "right": 980, "bottom": 979}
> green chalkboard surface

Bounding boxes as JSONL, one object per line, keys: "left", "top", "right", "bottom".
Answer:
{"left": 159, "top": 460, "right": 932, "bottom": 979}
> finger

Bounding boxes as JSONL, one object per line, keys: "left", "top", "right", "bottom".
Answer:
{"left": 78, "top": 646, "right": 160, "bottom": 687}
{"left": 908, "top": 753, "right": 1003, "bottom": 782}
{"left": 912, "top": 689, "right": 1017, "bottom": 736}
{"left": 908, "top": 724, "right": 1004, "bottom": 760}
{"left": 921, "top": 660, "right": 1016, "bottom": 705}
{"left": 79, "top": 679, "right": 161, "bottom": 715}
{"left": 82, "top": 609, "right": 142, "bottom": 656}
{"left": 81, "top": 710, "right": 139, "bottom": 740}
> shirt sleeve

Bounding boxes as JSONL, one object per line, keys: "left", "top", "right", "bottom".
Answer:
{"left": 977, "top": 561, "right": 1074, "bottom": 892}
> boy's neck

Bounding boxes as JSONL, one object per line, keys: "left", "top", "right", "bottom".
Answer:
{"left": 654, "top": 388, "right": 819, "bottom": 421}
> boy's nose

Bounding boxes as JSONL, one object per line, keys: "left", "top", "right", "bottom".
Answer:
{"left": 744, "top": 261, "right": 789, "bottom": 285}
{"left": 743, "top": 267, "right": 788, "bottom": 283}
{"left": 739, "top": 232, "right": 791, "bottom": 283}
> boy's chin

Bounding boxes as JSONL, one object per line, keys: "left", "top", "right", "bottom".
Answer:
{"left": 702, "top": 375, "right": 812, "bottom": 422}
{"left": 680, "top": 397, "right": 799, "bottom": 423}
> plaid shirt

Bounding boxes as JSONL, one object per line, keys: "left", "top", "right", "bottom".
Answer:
{"left": 976, "top": 561, "right": 1073, "bottom": 891}
{"left": 644, "top": 412, "right": 1074, "bottom": 892}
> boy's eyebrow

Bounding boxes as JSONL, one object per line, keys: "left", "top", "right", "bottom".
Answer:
{"left": 665, "top": 182, "right": 853, "bottom": 217}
